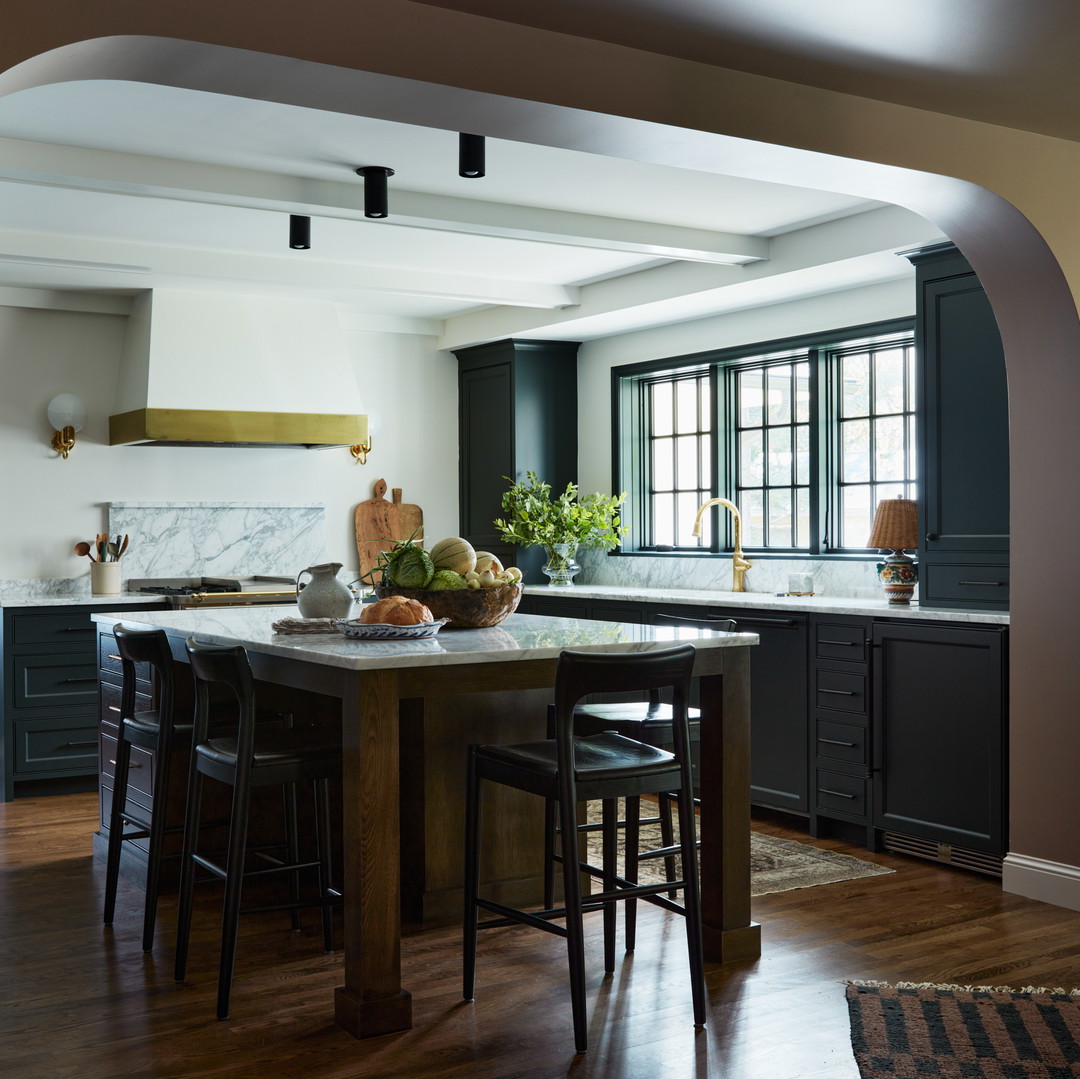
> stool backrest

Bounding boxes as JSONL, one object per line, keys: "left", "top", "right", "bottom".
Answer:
{"left": 554, "top": 644, "right": 697, "bottom": 776}
{"left": 185, "top": 637, "right": 257, "bottom": 768}
{"left": 113, "top": 624, "right": 176, "bottom": 730}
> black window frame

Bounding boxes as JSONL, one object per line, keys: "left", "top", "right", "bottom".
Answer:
{"left": 611, "top": 317, "right": 915, "bottom": 558}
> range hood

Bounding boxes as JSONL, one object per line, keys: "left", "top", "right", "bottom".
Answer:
{"left": 109, "top": 290, "right": 368, "bottom": 448}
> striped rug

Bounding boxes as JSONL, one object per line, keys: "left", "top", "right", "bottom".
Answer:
{"left": 847, "top": 981, "right": 1080, "bottom": 1078}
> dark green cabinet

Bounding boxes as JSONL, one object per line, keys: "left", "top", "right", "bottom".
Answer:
{"left": 454, "top": 339, "right": 580, "bottom": 583}
{"left": 907, "top": 243, "right": 1010, "bottom": 609}
{"left": 871, "top": 620, "right": 1006, "bottom": 867}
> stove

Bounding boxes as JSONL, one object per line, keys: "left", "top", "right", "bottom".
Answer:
{"left": 128, "top": 576, "right": 299, "bottom": 609}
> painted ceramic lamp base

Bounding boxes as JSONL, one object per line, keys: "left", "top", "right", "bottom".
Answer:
{"left": 877, "top": 550, "right": 918, "bottom": 604}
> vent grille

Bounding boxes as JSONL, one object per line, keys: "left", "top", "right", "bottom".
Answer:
{"left": 882, "top": 832, "right": 1003, "bottom": 878}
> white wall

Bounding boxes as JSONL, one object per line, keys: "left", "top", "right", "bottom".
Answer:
{"left": 575, "top": 277, "right": 915, "bottom": 497}
{"left": 0, "top": 303, "right": 457, "bottom": 582}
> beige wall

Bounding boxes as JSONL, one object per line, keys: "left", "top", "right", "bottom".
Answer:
{"left": 2, "top": 2, "right": 1076, "bottom": 884}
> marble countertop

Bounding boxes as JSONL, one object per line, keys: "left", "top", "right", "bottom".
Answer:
{"left": 0, "top": 583, "right": 172, "bottom": 609}
{"left": 524, "top": 583, "right": 1010, "bottom": 625}
{"left": 90, "top": 605, "right": 756, "bottom": 672}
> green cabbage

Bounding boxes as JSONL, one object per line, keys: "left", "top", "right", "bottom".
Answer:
{"left": 392, "top": 545, "right": 434, "bottom": 588}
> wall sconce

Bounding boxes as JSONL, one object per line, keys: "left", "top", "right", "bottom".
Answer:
{"left": 47, "top": 393, "right": 86, "bottom": 459}
{"left": 349, "top": 411, "right": 377, "bottom": 464}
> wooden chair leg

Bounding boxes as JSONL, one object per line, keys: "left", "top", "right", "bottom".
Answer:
{"left": 315, "top": 778, "right": 335, "bottom": 953}
{"left": 560, "top": 787, "right": 589, "bottom": 1055}
{"left": 659, "top": 792, "right": 678, "bottom": 898}
{"left": 462, "top": 749, "right": 482, "bottom": 1001}
{"left": 217, "top": 777, "right": 253, "bottom": 1021}
{"left": 624, "top": 796, "right": 641, "bottom": 953}
{"left": 602, "top": 798, "right": 618, "bottom": 974}
{"left": 103, "top": 732, "right": 133, "bottom": 927}
{"left": 141, "top": 737, "right": 174, "bottom": 951}
{"left": 284, "top": 784, "right": 302, "bottom": 932}
{"left": 543, "top": 796, "right": 558, "bottom": 911}
{"left": 174, "top": 764, "right": 206, "bottom": 984}
{"left": 676, "top": 783, "right": 707, "bottom": 1028}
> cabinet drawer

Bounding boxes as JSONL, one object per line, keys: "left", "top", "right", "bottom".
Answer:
{"left": 815, "top": 719, "right": 867, "bottom": 767}
{"left": 923, "top": 564, "right": 1010, "bottom": 607}
{"left": 815, "top": 769, "right": 868, "bottom": 818}
{"left": 100, "top": 730, "right": 155, "bottom": 800}
{"left": 12, "top": 653, "right": 99, "bottom": 709}
{"left": 97, "top": 634, "right": 154, "bottom": 691}
{"left": 815, "top": 670, "right": 867, "bottom": 713}
{"left": 814, "top": 622, "right": 868, "bottom": 663}
{"left": 10, "top": 610, "right": 95, "bottom": 647}
{"left": 14, "top": 717, "right": 98, "bottom": 775}
{"left": 98, "top": 680, "right": 153, "bottom": 726}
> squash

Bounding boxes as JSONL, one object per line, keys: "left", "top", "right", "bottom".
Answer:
{"left": 429, "top": 536, "right": 477, "bottom": 575}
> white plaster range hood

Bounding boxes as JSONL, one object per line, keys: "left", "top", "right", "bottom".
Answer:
{"left": 109, "top": 289, "right": 368, "bottom": 448}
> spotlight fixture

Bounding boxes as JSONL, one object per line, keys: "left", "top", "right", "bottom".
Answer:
{"left": 356, "top": 166, "right": 394, "bottom": 218}
{"left": 458, "top": 133, "right": 486, "bottom": 178}
{"left": 288, "top": 214, "right": 311, "bottom": 249}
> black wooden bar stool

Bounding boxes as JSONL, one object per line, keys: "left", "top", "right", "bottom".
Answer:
{"left": 174, "top": 637, "right": 341, "bottom": 1020}
{"left": 464, "top": 644, "right": 705, "bottom": 1054}
{"left": 103, "top": 624, "right": 189, "bottom": 952}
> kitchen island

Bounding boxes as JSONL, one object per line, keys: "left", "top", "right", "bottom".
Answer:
{"left": 91, "top": 605, "right": 758, "bottom": 1039}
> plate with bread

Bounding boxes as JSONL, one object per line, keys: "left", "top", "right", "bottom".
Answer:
{"left": 335, "top": 595, "right": 448, "bottom": 640}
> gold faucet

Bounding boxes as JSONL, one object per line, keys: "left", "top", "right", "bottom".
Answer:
{"left": 691, "top": 498, "right": 752, "bottom": 592}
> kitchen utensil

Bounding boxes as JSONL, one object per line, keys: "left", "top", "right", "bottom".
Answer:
{"left": 74, "top": 541, "right": 96, "bottom": 562}
{"left": 117, "top": 534, "right": 129, "bottom": 559}
{"left": 295, "top": 563, "right": 354, "bottom": 619}
{"left": 96, "top": 533, "right": 108, "bottom": 562}
{"left": 107, "top": 539, "right": 119, "bottom": 560}
{"left": 354, "top": 479, "right": 424, "bottom": 581}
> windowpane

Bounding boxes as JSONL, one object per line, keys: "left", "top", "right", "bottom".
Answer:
{"left": 795, "top": 363, "right": 811, "bottom": 423}
{"left": 739, "top": 429, "right": 764, "bottom": 487}
{"left": 796, "top": 425, "right": 810, "bottom": 484}
{"left": 676, "top": 491, "right": 704, "bottom": 546}
{"left": 652, "top": 438, "right": 673, "bottom": 490}
{"left": 651, "top": 381, "right": 673, "bottom": 437}
{"left": 738, "top": 369, "right": 763, "bottom": 427}
{"left": 767, "top": 365, "right": 792, "bottom": 424}
{"left": 676, "top": 435, "right": 699, "bottom": 487}
{"left": 841, "top": 486, "right": 872, "bottom": 548}
{"left": 874, "top": 415, "right": 905, "bottom": 482}
{"left": 768, "top": 488, "right": 792, "bottom": 545}
{"left": 842, "top": 419, "right": 870, "bottom": 482}
{"left": 874, "top": 349, "right": 905, "bottom": 414}
{"left": 767, "top": 427, "right": 791, "bottom": 485}
{"left": 743, "top": 489, "right": 764, "bottom": 547}
{"left": 675, "top": 379, "right": 698, "bottom": 434}
{"left": 841, "top": 354, "right": 869, "bottom": 417}
{"left": 653, "top": 492, "right": 674, "bottom": 546}
{"left": 796, "top": 487, "right": 811, "bottom": 548}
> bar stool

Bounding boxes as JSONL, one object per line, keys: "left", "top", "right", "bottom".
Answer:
{"left": 102, "top": 624, "right": 188, "bottom": 952}
{"left": 464, "top": 644, "right": 705, "bottom": 1054}
{"left": 174, "top": 637, "right": 341, "bottom": 1020}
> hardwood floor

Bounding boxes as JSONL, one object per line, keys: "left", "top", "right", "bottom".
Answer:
{"left": 4, "top": 792, "right": 1080, "bottom": 1079}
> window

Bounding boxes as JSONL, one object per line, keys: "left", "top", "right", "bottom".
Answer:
{"left": 614, "top": 320, "right": 915, "bottom": 555}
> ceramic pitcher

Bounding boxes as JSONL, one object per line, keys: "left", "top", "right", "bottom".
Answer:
{"left": 296, "top": 562, "right": 354, "bottom": 619}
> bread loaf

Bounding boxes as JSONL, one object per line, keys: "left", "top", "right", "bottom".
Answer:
{"left": 360, "top": 595, "right": 434, "bottom": 625}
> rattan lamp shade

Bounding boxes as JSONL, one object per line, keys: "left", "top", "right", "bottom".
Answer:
{"left": 867, "top": 498, "right": 918, "bottom": 551}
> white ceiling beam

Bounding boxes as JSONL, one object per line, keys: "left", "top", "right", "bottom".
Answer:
{"left": 0, "top": 136, "right": 768, "bottom": 266}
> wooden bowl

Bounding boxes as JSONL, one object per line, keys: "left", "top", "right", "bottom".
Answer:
{"left": 374, "top": 582, "right": 523, "bottom": 628}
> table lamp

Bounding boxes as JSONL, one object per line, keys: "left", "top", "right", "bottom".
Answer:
{"left": 867, "top": 497, "right": 918, "bottom": 604}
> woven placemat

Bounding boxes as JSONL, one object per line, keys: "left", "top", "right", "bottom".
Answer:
{"left": 271, "top": 617, "right": 341, "bottom": 634}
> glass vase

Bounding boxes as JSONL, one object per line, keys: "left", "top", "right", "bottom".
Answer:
{"left": 542, "top": 543, "right": 581, "bottom": 586}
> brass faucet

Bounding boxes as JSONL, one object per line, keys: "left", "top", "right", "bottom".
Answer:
{"left": 691, "top": 498, "right": 752, "bottom": 592}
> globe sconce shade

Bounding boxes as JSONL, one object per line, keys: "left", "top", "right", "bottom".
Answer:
{"left": 47, "top": 393, "right": 86, "bottom": 460}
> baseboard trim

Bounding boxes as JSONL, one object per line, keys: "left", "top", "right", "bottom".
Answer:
{"left": 1002, "top": 852, "right": 1080, "bottom": 911}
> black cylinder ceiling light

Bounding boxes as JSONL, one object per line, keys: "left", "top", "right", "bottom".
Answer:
{"left": 288, "top": 214, "right": 311, "bottom": 249}
{"left": 458, "top": 133, "right": 486, "bottom": 178}
{"left": 356, "top": 166, "right": 394, "bottom": 218}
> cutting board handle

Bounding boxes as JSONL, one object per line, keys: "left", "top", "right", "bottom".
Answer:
{"left": 373, "top": 477, "right": 388, "bottom": 500}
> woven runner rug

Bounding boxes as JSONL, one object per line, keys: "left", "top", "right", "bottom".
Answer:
{"left": 584, "top": 801, "right": 893, "bottom": 896}
{"left": 847, "top": 982, "right": 1080, "bottom": 1078}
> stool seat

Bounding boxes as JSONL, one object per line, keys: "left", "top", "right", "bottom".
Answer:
{"left": 480, "top": 731, "right": 679, "bottom": 784}
{"left": 197, "top": 730, "right": 339, "bottom": 778}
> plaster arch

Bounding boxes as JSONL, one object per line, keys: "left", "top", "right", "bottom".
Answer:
{"left": 2, "top": 18, "right": 1077, "bottom": 901}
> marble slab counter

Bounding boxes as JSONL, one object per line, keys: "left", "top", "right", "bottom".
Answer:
{"left": 0, "top": 580, "right": 171, "bottom": 609}
{"left": 525, "top": 583, "right": 1010, "bottom": 625}
{"left": 90, "top": 605, "right": 757, "bottom": 672}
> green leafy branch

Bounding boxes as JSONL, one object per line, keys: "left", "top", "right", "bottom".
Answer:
{"left": 493, "top": 472, "right": 628, "bottom": 551}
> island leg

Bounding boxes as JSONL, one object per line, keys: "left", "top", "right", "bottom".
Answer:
{"left": 334, "top": 668, "right": 413, "bottom": 1037}
{"left": 698, "top": 650, "right": 761, "bottom": 962}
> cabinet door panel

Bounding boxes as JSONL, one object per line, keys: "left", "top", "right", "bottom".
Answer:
{"left": 13, "top": 654, "right": 98, "bottom": 709}
{"left": 872, "top": 622, "right": 1005, "bottom": 853}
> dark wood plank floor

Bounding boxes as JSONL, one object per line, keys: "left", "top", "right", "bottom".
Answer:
{"left": 4, "top": 792, "right": 1080, "bottom": 1079}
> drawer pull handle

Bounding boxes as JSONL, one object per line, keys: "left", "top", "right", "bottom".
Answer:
{"left": 653, "top": 614, "right": 737, "bottom": 630}
{"left": 819, "top": 688, "right": 856, "bottom": 696}
{"left": 108, "top": 759, "right": 141, "bottom": 768}
{"left": 818, "top": 737, "right": 857, "bottom": 747}
{"left": 61, "top": 626, "right": 91, "bottom": 633}
{"left": 732, "top": 617, "right": 797, "bottom": 627}
{"left": 818, "top": 639, "right": 858, "bottom": 646}
{"left": 62, "top": 677, "right": 98, "bottom": 684}
{"left": 818, "top": 787, "right": 856, "bottom": 799}
{"left": 107, "top": 705, "right": 121, "bottom": 713}
{"left": 107, "top": 653, "right": 121, "bottom": 661}
{"left": 63, "top": 740, "right": 97, "bottom": 749}
{"left": 957, "top": 580, "right": 1008, "bottom": 587}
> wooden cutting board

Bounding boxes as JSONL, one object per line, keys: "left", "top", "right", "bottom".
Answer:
{"left": 354, "top": 479, "right": 424, "bottom": 581}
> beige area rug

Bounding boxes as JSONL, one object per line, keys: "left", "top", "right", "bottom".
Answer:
{"left": 583, "top": 801, "right": 893, "bottom": 897}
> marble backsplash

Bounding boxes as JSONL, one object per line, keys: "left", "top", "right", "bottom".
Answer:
{"left": 105, "top": 502, "right": 327, "bottom": 578}
{"left": 576, "top": 548, "right": 885, "bottom": 598}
